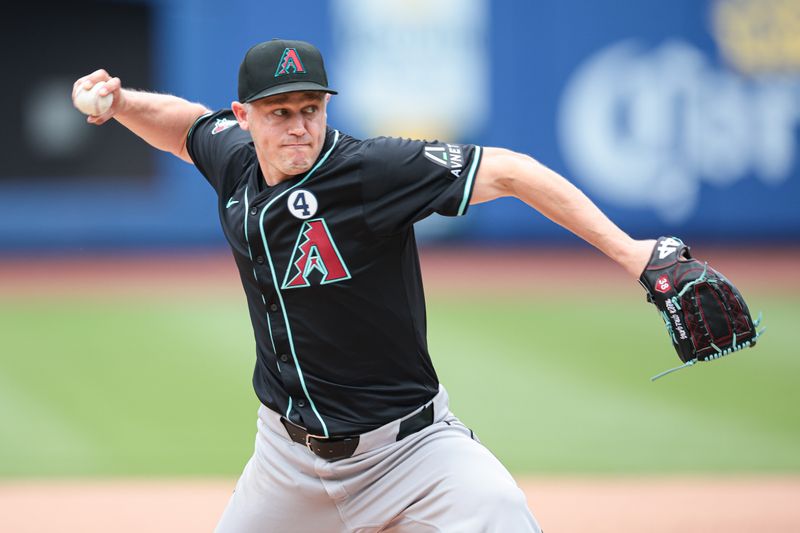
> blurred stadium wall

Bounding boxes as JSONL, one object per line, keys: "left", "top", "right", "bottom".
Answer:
{"left": 1, "top": 0, "right": 798, "bottom": 251}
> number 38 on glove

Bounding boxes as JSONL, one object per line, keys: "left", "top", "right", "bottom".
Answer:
{"left": 639, "top": 237, "right": 765, "bottom": 381}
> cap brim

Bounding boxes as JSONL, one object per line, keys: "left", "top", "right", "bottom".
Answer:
{"left": 244, "top": 82, "right": 338, "bottom": 103}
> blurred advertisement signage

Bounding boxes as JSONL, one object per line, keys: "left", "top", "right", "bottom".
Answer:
{"left": 558, "top": 0, "right": 800, "bottom": 223}
{"left": 331, "top": 0, "right": 489, "bottom": 141}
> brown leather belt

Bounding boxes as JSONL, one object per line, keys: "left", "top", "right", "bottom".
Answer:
{"left": 280, "top": 402, "right": 434, "bottom": 461}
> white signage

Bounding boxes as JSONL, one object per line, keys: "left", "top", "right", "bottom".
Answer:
{"left": 558, "top": 40, "right": 799, "bottom": 223}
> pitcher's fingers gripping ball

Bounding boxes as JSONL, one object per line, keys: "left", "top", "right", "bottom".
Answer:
{"left": 72, "top": 70, "right": 123, "bottom": 125}
{"left": 74, "top": 80, "right": 114, "bottom": 116}
{"left": 639, "top": 237, "right": 766, "bottom": 380}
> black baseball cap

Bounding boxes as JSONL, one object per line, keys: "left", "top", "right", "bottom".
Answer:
{"left": 238, "top": 39, "right": 337, "bottom": 103}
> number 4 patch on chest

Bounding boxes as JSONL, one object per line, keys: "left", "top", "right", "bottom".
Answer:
{"left": 287, "top": 189, "right": 318, "bottom": 219}
{"left": 281, "top": 218, "right": 351, "bottom": 289}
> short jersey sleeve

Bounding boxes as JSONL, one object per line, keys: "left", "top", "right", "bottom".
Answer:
{"left": 186, "top": 109, "right": 253, "bottom": 196}
{"left": 359, "top": 137, "right": 482, "bottom": 236}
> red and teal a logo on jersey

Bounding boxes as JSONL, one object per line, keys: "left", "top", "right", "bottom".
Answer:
{"left": 275, "top": 48, "right": 306, "bottom": 77}
{"left": 282, "top": 219, "right": 351, "bottom": 289}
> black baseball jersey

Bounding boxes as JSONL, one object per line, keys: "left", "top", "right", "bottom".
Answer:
{"left": 187, "top": 110, "right": 483, "bottom": 437}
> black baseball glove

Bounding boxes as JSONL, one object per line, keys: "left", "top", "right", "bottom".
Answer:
{"left": 639, "top": 237, "right": 764, "bottom": 380}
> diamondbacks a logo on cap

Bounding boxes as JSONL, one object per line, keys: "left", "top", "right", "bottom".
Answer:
{"left": 275, "top": 48, "right": 306, "bottom": 77}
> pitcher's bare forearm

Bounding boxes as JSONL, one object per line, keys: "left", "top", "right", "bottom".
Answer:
{"left": 472, "top": 147, "right": 655, "bottom": 278}
{"left": 114, "top": 89, "right": 209, "bottom": 163}
{"left": 72, "top": 70, "right": 210, "bottom": 163}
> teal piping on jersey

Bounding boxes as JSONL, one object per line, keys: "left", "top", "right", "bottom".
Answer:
{"left": 244, "top": 186, "right": 280, "bottom": 374}
{"left": 186, "top": 112, "right": 213, "bottom": 148}
{"left": 286, "top": 397, "right": 292, "bottom": 418}
{"left": 257, "top": 130, "right": 340, "bottom": 438}
{"left": 457, "top": 146, "right": 482, "bottom": 216}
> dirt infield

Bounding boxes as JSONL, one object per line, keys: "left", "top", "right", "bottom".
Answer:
{"left": 1, "top": 476, "right": 798, "bottom": 532}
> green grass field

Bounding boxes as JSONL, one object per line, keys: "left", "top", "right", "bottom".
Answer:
{"left": 1, "top": 290, "right": 797, "bottom": 477}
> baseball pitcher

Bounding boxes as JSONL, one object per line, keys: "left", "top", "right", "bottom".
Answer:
{"left": 71, "top": 38, "right": 760, "bottom": 532}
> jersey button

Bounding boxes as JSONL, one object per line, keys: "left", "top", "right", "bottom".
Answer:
{"left": 297, "top": 399, "right": 306, "bottom": 408}
{"left": 249, "top": 207, "right": 258, "bottom": 216}
{"left": 256, "top": 256, "right": 265, "bottom": 265}
{"left": 280, "top": 353, "right": 289, "bottom": 362}
{"left": 269, "top": 303, "right": 278, "bottom": 312}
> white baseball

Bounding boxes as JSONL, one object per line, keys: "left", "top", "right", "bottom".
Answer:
{"left": 74, "top": 81, "right": 114, "bottom": 116}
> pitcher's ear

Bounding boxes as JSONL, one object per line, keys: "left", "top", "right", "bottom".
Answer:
{"left": 231, "top": 101, "right": 250, "bottom": 130}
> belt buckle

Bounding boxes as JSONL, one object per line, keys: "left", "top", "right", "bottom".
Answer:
{"left": 304, "top": 433, "right": 327, "bottom": 451}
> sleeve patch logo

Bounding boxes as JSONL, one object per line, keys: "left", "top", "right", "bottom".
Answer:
{"left": 212, "top": 118, "right": 239, "bottom": 135}
{"left": 424, "top": 144, "right": 465, "bottom": 177}
{"left": 282, "top": 218, "right": 351, "bottom": 289}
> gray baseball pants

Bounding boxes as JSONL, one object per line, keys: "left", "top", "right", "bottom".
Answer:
{"left": 215, "top": 386, "right": 541, "bottom": 532}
